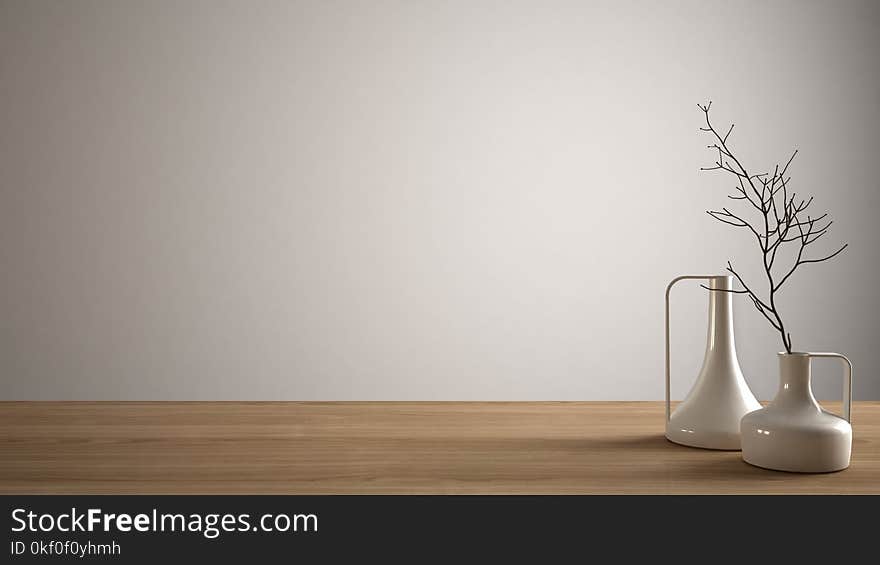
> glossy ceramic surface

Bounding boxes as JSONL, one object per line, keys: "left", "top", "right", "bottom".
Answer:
{"left": 665, "top": 275, "right": 761, "bottom": 450}
{"left": 741, "top": 352, "right": 853, "bottom": 473}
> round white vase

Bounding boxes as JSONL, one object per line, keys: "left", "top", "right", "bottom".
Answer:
{"left": 741, "top": 352, "right": 853, "bottom": 473}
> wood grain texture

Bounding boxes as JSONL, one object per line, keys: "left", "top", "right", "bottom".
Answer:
{"left": 1, "top": 401, "right": 877, "bottom": 494}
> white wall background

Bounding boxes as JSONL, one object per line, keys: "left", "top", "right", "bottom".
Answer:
{"left": 2, "top": 0, "right": 878, "bottom": 400}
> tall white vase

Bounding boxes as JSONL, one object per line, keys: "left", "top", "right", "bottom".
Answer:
{"left": 665, "top": 275, "right": 761, "bottom": 450}
{"left": 741, "top": 352, "right": 853, "bottom": 473}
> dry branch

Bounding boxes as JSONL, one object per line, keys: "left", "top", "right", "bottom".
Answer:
{"left": 697, "top": 102, "right": 848, "bottom": 353}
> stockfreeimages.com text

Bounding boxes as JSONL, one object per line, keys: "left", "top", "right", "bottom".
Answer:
{"left": 11, "top": 508, "right": 317, "bottom": 539}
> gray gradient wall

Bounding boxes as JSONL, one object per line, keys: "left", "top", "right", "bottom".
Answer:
{"left": 2, "top": 0, "right": 878, "bottom": 400}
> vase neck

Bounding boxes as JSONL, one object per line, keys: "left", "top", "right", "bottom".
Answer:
{"left": 703, "top": 276, "right": 737, "bottom": 360}
{"left": 773, "top": 354, "right": 822, "bottom": 411}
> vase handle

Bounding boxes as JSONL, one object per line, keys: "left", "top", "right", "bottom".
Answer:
{"left": 804, "top": 352, "right": 853, "bottom": 423}
{"left": 665, "top": 275, "right": 726, "bottom": 422}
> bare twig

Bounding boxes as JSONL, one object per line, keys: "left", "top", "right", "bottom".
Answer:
{"left": 697, "top": 102, "right": 848, "bottom": 353}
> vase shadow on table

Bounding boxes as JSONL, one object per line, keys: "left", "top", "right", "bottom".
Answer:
{"left": 511, "top": 434, "right": 806, "bottom": 481}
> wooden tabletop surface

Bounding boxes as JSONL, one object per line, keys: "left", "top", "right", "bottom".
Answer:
{"left": 1, "top": 401, "right": 877, "bottom": 494}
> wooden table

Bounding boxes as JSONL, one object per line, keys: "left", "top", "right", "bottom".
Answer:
{"left": 1, "top": 401, "right": 877, "bottom": 494}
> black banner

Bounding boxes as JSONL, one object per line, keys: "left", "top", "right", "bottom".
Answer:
{"left": 1, "top": 495, "right": 874, "bottom": 562}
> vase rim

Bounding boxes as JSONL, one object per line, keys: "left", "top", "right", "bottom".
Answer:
{"left": 778, "top": 351, "right": 810, "bottom": 356}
